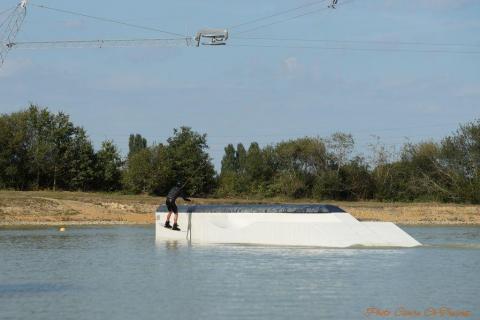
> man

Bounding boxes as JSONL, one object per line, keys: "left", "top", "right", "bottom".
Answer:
{"left": 164, "top": 182, "right": 191, "bottom": 231}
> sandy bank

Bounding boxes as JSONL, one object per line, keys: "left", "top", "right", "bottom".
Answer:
{"left": 0, "top": 191, "right": 479, "bottom": 226}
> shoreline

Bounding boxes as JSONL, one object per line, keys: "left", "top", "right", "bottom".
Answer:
{"left": 1, "top": 190, "right": 479, "bottom": 227}
{"left": 2, "top": 222, "right": 480, "bottom": 228}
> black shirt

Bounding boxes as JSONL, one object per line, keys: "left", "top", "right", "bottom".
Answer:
{"left": 167, "top": 186, "right": 190, "bottom": 202}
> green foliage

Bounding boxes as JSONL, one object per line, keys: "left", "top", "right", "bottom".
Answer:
{"left": 272, "top": 137, "right": 327, "bottom": 198}
{"left": 128, "top": 134, "right": 147, "bottom": 157}
{"left": 165, "top": 127, "right": 216, "bottom": 195}
{"left": 122, "top": 127, "right": 216, "bottom": 196}
{"left": 439, "top": 120, "right": 480, "bottom": 203}
{"left": 245, "top": 142, "right": 265, "bottom": 187}
{"left": 312, "top": 170, "right": 342, "bottom": 200}
{"left": 1, "top": 105, "right": 479, "bottom": 203}
{"left": 218, "top": 144, "right": 242, "bottom": 196}
{"left": 217, "top": 171, "right": 238, "bottom": 196}
{"left": 96, "top": 140, "right": 123, "bottom": 191}
{"left": 339, "top": 157, "right": 375, "bottom": 200}
{"left": 122, "top": 148, "right": 153, "bottom": 194}
{"left": 271, "top": 171, "right": 306, "bottom": 198}
{"left": 216, "top": 122, "right": 480, "bottom": 203}
{"left": 221, "top": 144, "right": 237, "bottom": 173}
{"left": 148, "top": 144, "right": 174, "bottom": 195}
{"left": 326, "top": 132, "right": 354, "bottom": 170}
{"left": 66, "top": 128, "right": 97, "bottom": 191}
{"left": 236, "top": 143, "right": 247, "bottom": 173}
{"left": 0, "top": 109, "right": 30, "bottom": 189}
{"left": 0, "top": 105, "right": 121, "bottom": 191}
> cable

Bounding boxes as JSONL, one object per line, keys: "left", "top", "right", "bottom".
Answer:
{"left": 0, "top": 6, "right": 15, "bottom": 17}
{"left": 235, "top": 7, "right": 329, "bottom": 35}
{"left": 0, "top": 14, "right": 10, "bottom": 30}
{"left": 1, "top": 2, "right": 27, "bottom": 67}
{"left": 235, "top": 0, "right": 355, "bottom": 35}
{"left": 30, "top": 3, "right": 187, "bottom": 38}
{"left": 232, "top": 36, "right": 480, "bottom": 48}
{"left": 229, "top": 44, "right": 480, "bottom": 55}
{"left": 0, "top": 6, "right": 16, "bottom": 30}
{"left": 229, "top": 0, "right": 328, "bottom": 30}
{"left": 9, "top": 37, "right": 194, "bottom": 49}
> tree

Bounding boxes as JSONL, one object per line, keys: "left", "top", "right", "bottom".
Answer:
{"left": 217, "top": 171, "right": 238, "bottom": 196}
{"left": 275, "top": 137, "right": 328, "bottom": 197}
{"left": 271, "top": 171, "right": 306, "bottom": 198}
{"left": 0, "top": 105, "right": 86, "bottom": 190}
{"left": 312, "top": 170, "right": 341, "bottom": 200}
{"left": 64, "top": 128, "right": 97, "bottom": 191}
{"left": 165, "top": 127, "right": 216, "bottom": 196}
{"left": 218, "top": 144, "right": 240, "bottom": 196}
{"left": 49, "top": 111, "right": 76, "bottom": 190}
{"left": 221, "top": 144, "right": 238, "bottom": 173}
{"left": 439, "top": 120, "right": 480, "bottom": 203}
{"left": 0, "top": 109, "right": 31, "bottom": 189}
{"left": 3, "top": 104, "right": 480, "bottom": 204}
{"left": 128, "top": 134, "right": 147, "bottom": 157}
{"left": 121, "top": 127, "right": 217, "bottom": 196}
{"left": 398, "top": 141, "right": 446, "bottom": 201}
{"left": 25, "top": 106, "right": 56, "bottom": 189}
{"left": 236, "top": 143, "right": 247, "bottom": 174}
{"left": 338, "top": 156, "right": 374, "bottom": 200}
{"left": 245, "top": 143, "right": 262, "bottom": 178}
{"left": 96, "top": 140, "right": 122, "bottom": 191}
{"left": 245, "top": 142, "right": 266, "bottom": 193}
{"left": 368, "top": 136, "right": 401, "bottom": 201}
{"left": 149, "top": 144, "right": 174, "bottom": 195}
{"left": 122, "top": 148, "right": 153, "bottom": 194}
{"left": 327, "top": 132, "right": 354, "bottom": 172}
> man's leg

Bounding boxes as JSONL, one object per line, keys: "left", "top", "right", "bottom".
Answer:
{"left": 173, "top": 213, "right": 178, "bottom": 225}
{"left": 172, "top": 202, "right": 180, "bottom": 230}
{"left": 165, "top": 199, "right": 173, "bottom": 228}
{"left": 164, "top": 211, "right": 173, "bottom": 228}
{"left": 172, "top": 213, "right": 180, "bottom": 230}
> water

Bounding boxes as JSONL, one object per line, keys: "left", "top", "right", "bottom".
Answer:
{"left": 1, "top": 226, "right": 479, "bottom": 320}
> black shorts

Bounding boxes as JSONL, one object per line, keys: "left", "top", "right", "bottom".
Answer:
{"left": 166, "top": 199, "right": 178, "bottom": 214}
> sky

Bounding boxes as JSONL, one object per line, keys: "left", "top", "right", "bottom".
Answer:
{"left": 1, "top": 0, "right": 479, "bottom": 170}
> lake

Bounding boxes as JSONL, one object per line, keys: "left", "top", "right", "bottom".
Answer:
{"left": 1, "top": 226, "right": 479, "bottom": 320}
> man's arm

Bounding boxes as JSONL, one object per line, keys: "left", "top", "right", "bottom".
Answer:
{"left": 181, "top": 189, "right": 191, "bottom": 201}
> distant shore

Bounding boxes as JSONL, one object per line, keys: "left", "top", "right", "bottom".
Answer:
{"left": 0, "top": 191, "right": 479, "bottom": 226}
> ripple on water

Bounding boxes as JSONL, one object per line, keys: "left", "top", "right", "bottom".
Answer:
{"left": 0, "top": 226, "right": 479, "bottom": 320}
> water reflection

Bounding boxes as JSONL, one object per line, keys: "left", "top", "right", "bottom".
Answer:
{"left": 164, "top": 240, "right": 180, "bottom": 250}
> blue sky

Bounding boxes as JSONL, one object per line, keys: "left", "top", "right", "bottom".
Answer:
{"left": 1, "top": 0, "right": 479, "bottom": 170}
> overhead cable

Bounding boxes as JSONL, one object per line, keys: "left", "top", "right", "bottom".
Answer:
{"left": 0, "top": 6, "right": 15, "bottom": 17}
{"left": 235, "top": 0, "right": 355, "bottom": 35}
{"left": 0, "top": 6, "right": 16, "bottom": 30}
{"left": 232, "top": 36, "right": 480, "bottom": 48}
{"left": 8, "top": 37, "right": 194, "bottom": 49}
{"left": 0, "top": 1, "right": 27, "bottom": 67}
{"left": 30, "top": 3, "right": 188, "bottom": 38}
{"left": 229, "top": 0, "right": 328, "bottom": 30}
{"left": 230, "top": 44, "right": 480, "bottom": 55}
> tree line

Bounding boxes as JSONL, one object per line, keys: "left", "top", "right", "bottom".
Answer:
{"left": 0, "top": 105, "right": 122, "bottom": 191}
{"left": 218, "top": 128, "right": 480, "bottom": 203}
{"left": 0, "top": 105, "right": 478, "bottom": 203}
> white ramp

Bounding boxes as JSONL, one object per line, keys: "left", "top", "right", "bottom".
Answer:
{"left": 155, "top": 206, "right": 421, "bottom": 248}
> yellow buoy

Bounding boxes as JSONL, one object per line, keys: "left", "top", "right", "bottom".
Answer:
{"left": 59, "top": 227, "right": 66, "bottom": 232}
